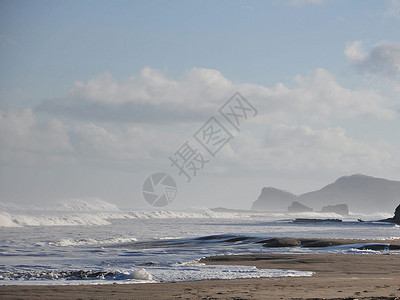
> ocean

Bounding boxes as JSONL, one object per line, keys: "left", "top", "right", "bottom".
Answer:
{"left": 1, "top": 199, "right": 399, "bottom": 285}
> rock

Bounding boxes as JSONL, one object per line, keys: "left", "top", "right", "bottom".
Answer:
{"left": 320, "top": 204, "right": 349, "bottom": 216}
{"left": 292, "top": 218, "right": 342, "bottom": 223}
{"left": 357, "top": 244, "right": 389, "bottom": 251}
{"left": 251, "top": 187, "right": 297, "bottom": 211}
{"left": 263, "top": 238, "right": 300, "bottom": 247}
{"left": 379, "top": 204, "right": 400, "bottom": 224}
{"left": 298, "top": 174, "right": 400, "bottom": 214}
{"left": 300, "top": 240, "right": 344, "bottom": 248}
{"left": 288, "top": 201, "right": 313, "bottom": 213}
{"left": 394, "top": 204, "right": 400, "bottom": 223}
{"left": 251, "top": 174, "right": 400, "bottom": 213}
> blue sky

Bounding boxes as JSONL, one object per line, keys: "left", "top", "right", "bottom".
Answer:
{"left": 1, "top": 0, "right": 400, "bottom": 210}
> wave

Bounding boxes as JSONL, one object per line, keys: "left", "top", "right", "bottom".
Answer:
{"left": 0, "top": 269, "right": 150, "bottom": 282}
{"left": 0, "top": 264, "right": 311, "bottom": 285}
{"left": 49, "top": 237, "right": 138, "bottom": 247}
{"left": 0, "top": 211, "right": 111, "bottom": 227}
{"left": 1, "top": 205, "right": 396, "bottom": 228}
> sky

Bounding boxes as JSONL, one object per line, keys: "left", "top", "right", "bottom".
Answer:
{"left": 0, "top": 0, "right": 400, "bottom": 210}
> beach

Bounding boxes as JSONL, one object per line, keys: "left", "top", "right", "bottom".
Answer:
{"left": 2, "top": 212, "right": 400, "bottom": 299}
{"left": 1, "top": 252, "right": 400, "bottom": 299}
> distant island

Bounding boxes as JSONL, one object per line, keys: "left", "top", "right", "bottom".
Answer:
{"left": 251, "top": 174, "right": 400, "bottom": 214}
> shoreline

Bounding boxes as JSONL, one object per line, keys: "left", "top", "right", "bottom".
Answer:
{"left": 1, "top": 238, "right": 400, "bottom": 299}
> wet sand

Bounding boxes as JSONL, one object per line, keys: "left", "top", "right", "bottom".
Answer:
{"left": 1, "top": 239, "right": 400, "bottom": 299}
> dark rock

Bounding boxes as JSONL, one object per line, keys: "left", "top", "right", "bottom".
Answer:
{"left": 288, "top": 201, "right": 313, "bottom": 213}
{"left": 263, "top": 238, "right": 300, "bottom": 247}
{"left": 251, "top": 187, "right": 297, "bottom": 211}
{"left": 320, "top": 204, "right": 349, "bottom": 216}
{"left": 300, "top": 239, "right": 345, "bottom": 248}
{"left": 390, "top": 244, "right": 400, "bottom": 250}
{"left": 292, "top": 218, "right": 342, "bottom": 223}
{"left": 224, "top": 236, "right": 254, "bottom": 243}
{"left": 357, "top": 244, "right": 389, "bottom": 251}
{"left": 379, "top": 204, "right": 400, "bottom": 224}
{"left": 356, "top": 244, "right": 400, "bottom": 251}
{"left": 394, "top": 204, "right": 400, "bottom": 223}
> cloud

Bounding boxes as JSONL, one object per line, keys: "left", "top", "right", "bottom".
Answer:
{"left": 36, "top": 68, "right": 234, "bottom": 124}
{"left": 0, "top": 108, "right": 185, "bottom": 167}
{"left": 10, "top": 66, "right": 396, "bottom": 173}
{"left": 70, "top": 122, "right": 182, "bottom": 163}
{"left": 37, "top": 67, "right": 396, "bottom": 125}
{"left": 344, "top": 40, "right": 368, "bottom": 62}
{"left": 384, "top": 0, "right": 400, "bottom": 19}
{"left": 222, "top": 125, "right": 399, "bottom": 175}
{"left": 1, "top": 105, "right": 398, "bottom": 181}
{"left": 345, "top": 41, "right": 400, "bottom": 76}
{"left": 0, "top": 109, "right": 74, "bottom": 166}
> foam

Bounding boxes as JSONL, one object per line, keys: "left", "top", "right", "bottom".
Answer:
{"left": 0, "top": 269, "right": 143, "bottom": 282}
{"left": 0, "top": 265, "right": 312, "bottom": 286}
{"left": 149, "top": 264, "right": 313, "bottom": 283}
{"left": 49, "top": 237, "right": 138, "bottom": 247}
{"left": 1, "top": 204, "right": 397, "bottom": 228}
{"left": 0, "top": 212, "right": 111, "bottom": 227}
{"left": 132, "top": 268, "right": 152, "bottom": 280}
{"left": 0, "top": 212, "right": 17, "bottom": 227}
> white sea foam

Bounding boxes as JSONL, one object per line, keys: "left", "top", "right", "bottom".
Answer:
{"left": 0, "top": 265, "right": 312, "bottom": 286}
{"left": 0, "top": 202, "right": 397, "bottom": 228}
{"left": 148, "top": 264, "right": 313, "bottom": 283}
{"left": 132, "top": 268, "right": 152, "bottom": 280}
{"left": 49, "top": 237, "right": 138, "bottom": 247}
{"left": 0, "top": 212, "right": 111, "bottom": 227}
{"left": 0, "top": 212, "right": 17, "bottom": 227}
{"left": 1, "top": 210, "right": 399, "bottom": 287}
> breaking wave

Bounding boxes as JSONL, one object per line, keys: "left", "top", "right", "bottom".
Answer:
{"left": 0, "top": 200, "right": 395, "bottom": 228}
{"left": 0, "top": 269, "right": 150, "bottom": 282}
{"left": 0, "top": 265, "right": 312, "bottom": 285}
{"left": 49, "top": 237, "right": 138, "bottom": 247}
{"left": 0, "top": 211, "right": 111, "bottom": 227}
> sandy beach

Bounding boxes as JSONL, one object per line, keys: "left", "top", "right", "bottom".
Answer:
{"left": 1, "top": 238, "right": 400, "bottom": 300}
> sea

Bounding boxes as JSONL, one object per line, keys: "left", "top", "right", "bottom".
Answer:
{"left": 1, "top": 199, "right": 399, "bottom": 286}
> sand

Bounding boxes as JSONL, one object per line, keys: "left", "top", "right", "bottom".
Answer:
{"left": 1, "top": 238, "right": 400, "bottom": 299}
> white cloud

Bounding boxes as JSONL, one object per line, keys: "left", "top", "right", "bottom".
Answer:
{"left": 345, "top": 41, "right": 400, "bottom": 76}
{"left": 36, "top": 67, "right": 234, "bottom": 123}
{"left": 37, "top": 67, "right": 396, "bottom": 124}
{"left": 0, "top": 109, "right": 74, "bottom": 165}
{"left": 0, "top": 108, "right": 183, "bottom": 167}
{"left": 70, "top": 122, "right": 182, "bottom": 163}
{"left": 69, "top": 67, "right": 233, "bottom": 108}
{"left": 4, "top": 67, "right": 398, "bottom": 176}
{"left": 344, "top": 41, "right": 368, "bottom": 62}
{"left": 221, "top": 125, "right": 399, "bottom": 175}
{"left": 240, "top": 68, "right": 395, "bottom": 124}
